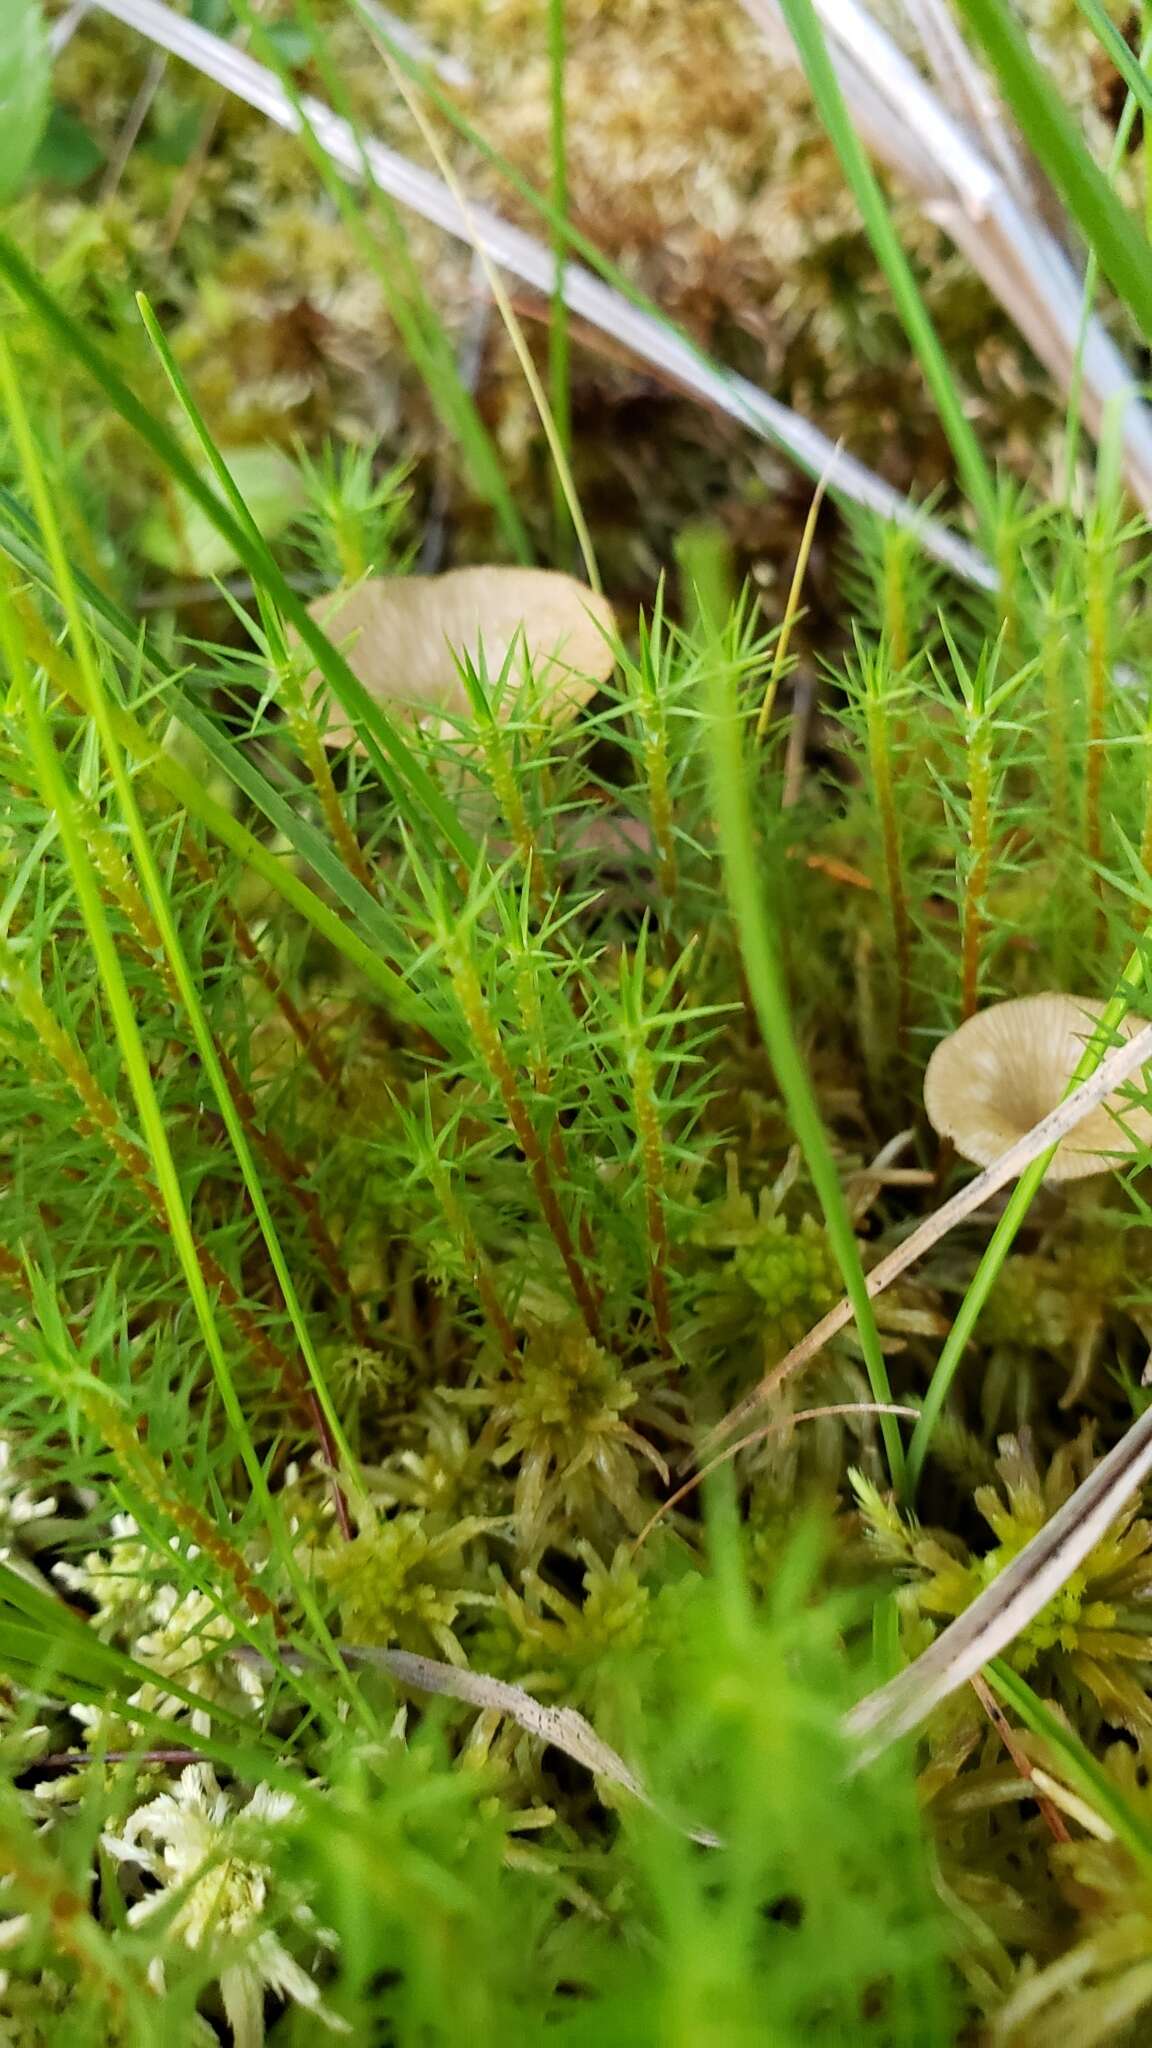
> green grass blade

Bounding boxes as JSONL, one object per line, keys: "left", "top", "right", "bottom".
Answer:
{"left": 987, "top": 1661, "right": 1152, "bottom": 1873}
{"left": 0, "top": 1560, "right": 249, "bottom": 1729}
{"left": 547, "top": 0, "right": 573, "bottom": 555}
{"left": 953, "top": 0, "right": 1152, "bottom": 344}
{"left": 0, "top": 388, "right": 259, "bottom": 1519}
{"left": 707, "top": 653, "right": 905, "bottom": 1486}
{"left": 1072, "top": 0, "right": 1152, "bottom": 129}
{"left": 246, "top": 0, "right": 533, "bottom": 565}
{"left": 0, "top": 227, "right": 479, "bottom": 863}
{"left": 0, "top": 0, "right": 49, "bottom": 203}
{"left": 4, "top": 360, "right": 366, "bottom": 1515}
{"left": 773, "top": 0, "right": 996, "bottom": 532}
{"left": 7, "top": 606, "right": 438, "bottom": 1035}
{"left": 0, "top": 349, "right": 367, "bottom": 1712}
{"left": 0, "top": 492, "right": 441, "bottom": 1033}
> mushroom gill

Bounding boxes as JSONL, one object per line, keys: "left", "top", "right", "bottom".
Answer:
{"left": 923, "top": 992, "right": 1152, "bottom": 1182}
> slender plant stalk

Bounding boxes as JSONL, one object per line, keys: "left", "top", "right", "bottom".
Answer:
{"left": 881, "top": 527, "right": 912, "bottom": 676}
{"left": 862, "top": 653, "right": 913, "bottom": 1057}
{"left": 620, "top": 970, "right": 672, "bottom": 1357}
{"left": 707, "top": 654, "right": 904, "bottom": 1485}
{"left": 960, "top": 709, "right": 992, "bottom": 1021}
{"left": 81, "top": 1390, "right": 282, "bottom": 1631}
{"left": 425, "top": 1152, "right": 520, "bottom": 1368}
{"left": 510, "top": 940, "right": 600, "bottom": 1275}
{"left": 1, "top": 950, "right": 312, "bottom": 1415}
{"left": 468, "top": 675, "right": 550, "bottom": 909}
{"left": 82, "top": 801, "right": 372, "bottom": 1348}
{"left": 365, "top": 19, "right": 602, "bottom": 594}
{"left": 0, "top": 348, "right": 366, "bottom": 1556}
{"left": 633, "top": 612, "right": 678, "bottom": 906}
{"left": 1140, "top": 711, "right": 1152, "bottom": 888}
{"left": 774, "top": 0, "right": 997, "bottom": 535}
{"left": 547, "top": 0, "right": 573, "bottom": 556}
{"left": 445, "top": 931, "right": 603, "bottom": 1342}
{"left": 756, "top": 463, "right": 832, "bottom": 740}
{"left": 1040, "top": 593, "right": 1075, "bottom": 982}
{"left": 991, "top": 484, "right": 1031, "bottom": 677}
{"left": 4, "top": 582, "right": 435, "bottom": 1037}
{"left": 1041, "top": 596, "right": 1072, "bottom": 854}
{"left": 178, "top": 831, "right": 337, "bottom": 1088}
{"left": 1085, "top": 526, "right": 1114, "bottom": 945}
{"left": 136, "top": 292, "right": 379, "bottom": 893}
{"left": 255, "top": 0, "right": 533, "bottom": 564}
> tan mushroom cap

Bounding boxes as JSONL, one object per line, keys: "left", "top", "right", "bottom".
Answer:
{"left": 304, "top": 566, "right": 617, "bottom": 751}
{"left": 923, "top": 992, "right": 1152, "bottom": 1182}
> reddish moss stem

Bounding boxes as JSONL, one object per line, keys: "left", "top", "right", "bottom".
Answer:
{"left": 447, "top": 939, "right": 602, "bottom": 1342}
{"left": 180, "top": 832, "right": 337, "bottom": 1088}
{"left": 864, "top": 674, "right": 912, "bottom": 1057}
{"left": 1085, "top": 541, "right": 1112, "bottom": 948}
{"left": 960, "top": 723, "right": 991, "bottom": 1022}
{"left": 5, "top": 966, "right": 313, "bottom": 1422}
{"left": 86, "top": 812, "right": 373, "bottom": 1348}
{"left": 287, "top": 709, "right": 379, "bottom": 898}
{"left": 629, "top": 1035, "right": 672, "bottom": 1356}
{"left": 429, "top": 1159, "right": 519, "bottom": 1366}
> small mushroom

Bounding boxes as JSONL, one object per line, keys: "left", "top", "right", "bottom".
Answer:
{"left": 923, "top": 992, "right": 1152, "bottom": 1182}
{"left": 303, "top": 566, "right": 617, "bottom": 750}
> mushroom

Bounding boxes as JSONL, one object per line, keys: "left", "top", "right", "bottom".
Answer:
{"left": 923, "top": 992, "right": 1152, "bottom": 1182}
{"left": 303, "top": 566, "right": 617, "bottom": 750}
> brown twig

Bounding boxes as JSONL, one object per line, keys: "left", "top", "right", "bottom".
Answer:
{"left": 633, "top": 1404, "right": 922, "bottom": 1554}
{"left": 968, "top": 1673, "right": 1071, "bottom": 1844}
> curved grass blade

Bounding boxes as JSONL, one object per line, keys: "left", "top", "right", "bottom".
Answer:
{"left": 952, "top": 0, "right": 1152, "bottom": 345}
{"left": 0, "top": 353, "right": 365, "bottom": 1713}
{"left": 3, "top": 352, "right": 366, "bottom": 1519}
{"left": 707, "top": 641, "right": 905, "bottom": 1486}
{"left": 0, "top": 1559, "right": 249, "bottom": 1733}
{"left": 0, "top": 495, "right": 441, "bottom": 1037}
{"left": 0, "top": 227, "right": 478, "bottom": 865}
{"left": 247, "top": 0, "right": 532, "bottom": 565}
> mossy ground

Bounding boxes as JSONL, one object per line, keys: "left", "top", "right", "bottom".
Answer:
{"left": 4, "top": 3, "right": 1152, "bottom": 2043}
